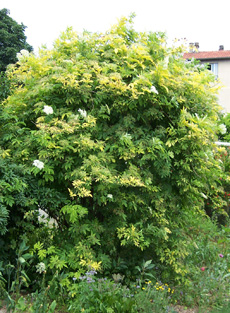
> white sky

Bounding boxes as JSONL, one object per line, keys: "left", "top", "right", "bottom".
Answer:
{"left": 1, "top": 0, "right": 229, "bottom": 53}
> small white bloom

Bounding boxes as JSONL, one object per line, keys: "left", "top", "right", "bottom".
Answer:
{"left": 200, "top": 192, "right": 208, "bottom": 199}
{"left": 63, "top": 59, "right": 73, "bottom": 64}
{"left": 219, "top": 124, "right": 227, "bottom": 135}
{"left": 150, "top": 86, "right": 158, "bottom": 94}
{"left": 38, "top": 208, "right": 49, "bottom": 221}
{"left": 21, "top": 49, "right": 30, "bottom": 57}
{"left": 38, "top": 208, "right": 58, "bottom": 228}
{"left": 16, "top": 49, "right": 30, "bottom": 61}
{"left": 16, "top": 53, "right": 21, "bottom": 60}
{"left": 121, "top": 133, "right": 132, "bottom": 140}
{"left": 33, "top": 160, "right": 44, "bottom": 170}
{"left": 36, "top": 262, "right": 46, "bottom": 274}
{"left": 78, "top": 109, "right": 87, "bottom": 118}
{"left": 43, "top": 105, "right": 53, "bottom": 115}
{"left": 107, "top": 194, "right": 113, "bottom": 199}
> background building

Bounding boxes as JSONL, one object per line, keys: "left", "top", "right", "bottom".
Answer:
{"left": 184, "top": 44, "right": 230, "bottom": 112}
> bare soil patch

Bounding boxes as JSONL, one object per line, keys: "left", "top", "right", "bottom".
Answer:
{"left": 172, "top": 305, "right": 199, "bottom": 312}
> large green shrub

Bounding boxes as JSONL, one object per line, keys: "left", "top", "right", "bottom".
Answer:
{"left": 0, "top": 16, "right": 224, "bottom": 283}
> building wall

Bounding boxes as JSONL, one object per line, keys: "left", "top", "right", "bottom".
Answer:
{"left": 201, "top": 59, "right": 230, "bottom": 112}
{"left": 218, "top": 60, "right": 230, "bottom": 112}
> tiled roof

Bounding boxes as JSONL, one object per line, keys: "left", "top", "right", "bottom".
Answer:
{"left": 184, "top": 50, "right": 230, "bottom": 60}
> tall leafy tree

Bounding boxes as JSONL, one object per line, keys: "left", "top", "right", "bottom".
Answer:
{"left": 0, "top": 9, "right": 33, "bottom": 253}
{"left": 0, "top": 8, "right": 33, "bottom": 72}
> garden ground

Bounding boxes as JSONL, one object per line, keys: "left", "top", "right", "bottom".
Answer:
{"left": 0, "top": 303, "right": 201, "bottom": 313}
{"left": 173, "top": 305, "right": 198, "bottom": 313}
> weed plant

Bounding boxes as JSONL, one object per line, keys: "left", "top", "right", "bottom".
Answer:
{"left": 174, "top": 216, "right": 230, "bottom": 310}
{"left": 67, "top": 269, "right": 176, "bottom": 313}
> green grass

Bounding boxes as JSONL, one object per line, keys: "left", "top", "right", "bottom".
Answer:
{"left": 211, "top": 305, "right": 230, "bottom": 313}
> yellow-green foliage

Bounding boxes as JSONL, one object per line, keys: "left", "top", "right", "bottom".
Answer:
{"left": 0, "top": 16, "right": 225, "bottom": 281}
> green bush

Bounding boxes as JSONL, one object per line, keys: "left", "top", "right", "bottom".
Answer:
{"left": 0, "top": 15, "right": 224, "bottom": 289}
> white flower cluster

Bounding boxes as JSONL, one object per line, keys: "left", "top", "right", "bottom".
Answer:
{"left": 150, "top": 86, "right": 158, "bottom": 94}
{"left": 78, "top": 108, "right": 87, "bottom": 118}
{"left": 38, "top": 208, "right": 58, "bottom": 228}
{"left": 43, "top": 105, "right": 53, "bottom": 115}
{"left": 121, "top": 133, "right": 132, "bottom": 141}
{"left": 107, "top": 194, "right": 113, "bottom": 199}
{"left": 33, "top": 160, "right": 44, "bottom": 170}
{"left": 16, "top": 49, "right": 30, "bottom": 61}
{"left": 219, "top": 124, "right": 227, "bottom": 135}
{"left": 36, "top": 262, "right": 46, "bottom": 274}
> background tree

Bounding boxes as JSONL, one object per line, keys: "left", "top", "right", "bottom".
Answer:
{"left": 0, "top": 9, "right": 34, "bottom": 262}
{"left": 0, "top": 16, "right": 226, "bottom": 286}
{"left": 0, "top": 8, "right": 33, "bottom": 72}
{"left": 0, "top": 9, "right": 33, "bottom": 102}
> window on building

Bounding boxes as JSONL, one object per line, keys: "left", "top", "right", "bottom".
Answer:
{"left": 207, "top": 63, "right": 218, "bottom": 78}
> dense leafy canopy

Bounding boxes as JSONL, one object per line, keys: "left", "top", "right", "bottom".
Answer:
{"left": 0, "top": 16, "right": 225, "bottom": 282}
